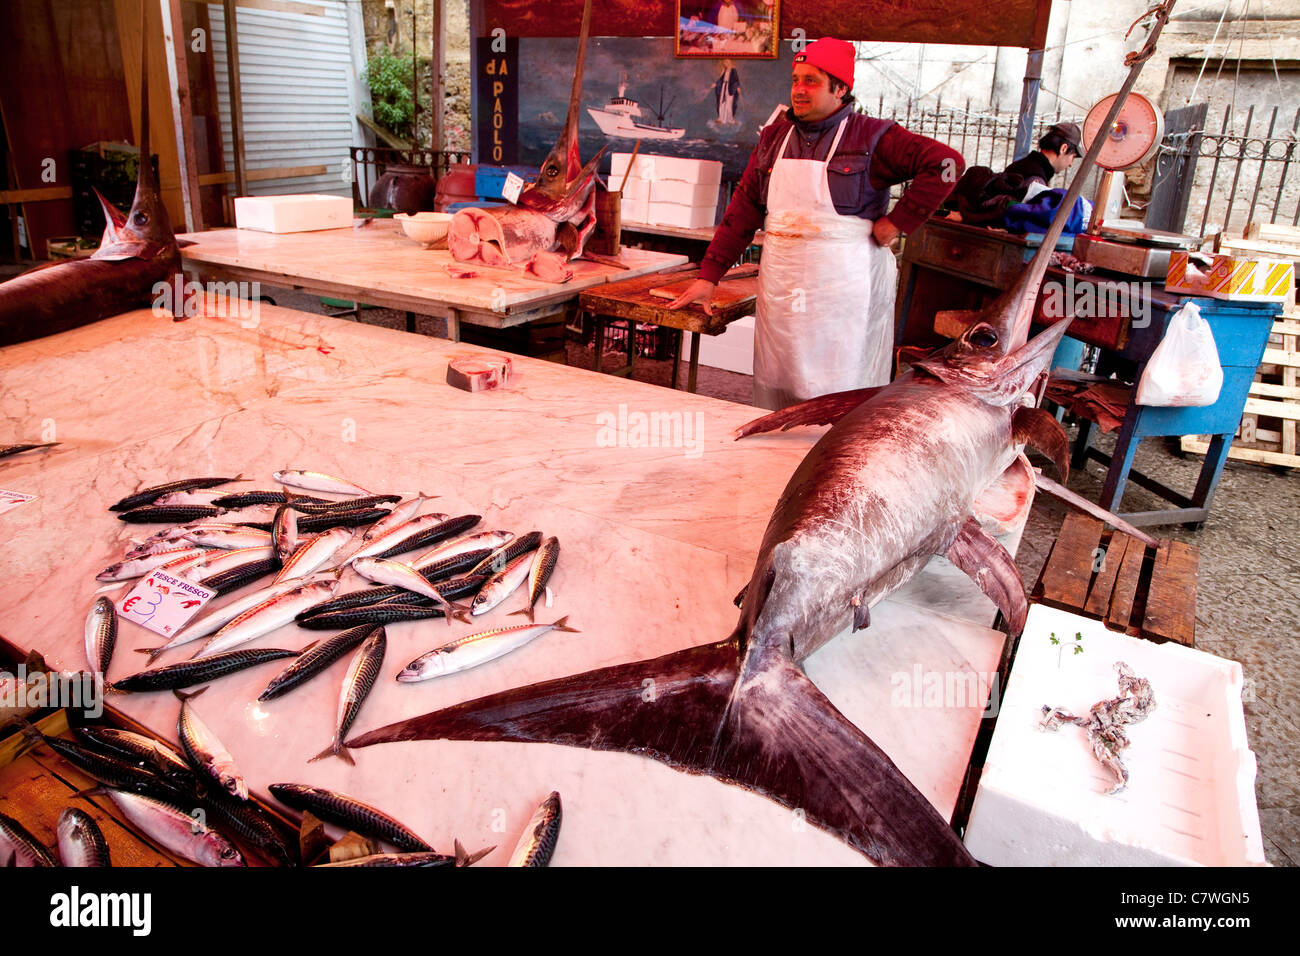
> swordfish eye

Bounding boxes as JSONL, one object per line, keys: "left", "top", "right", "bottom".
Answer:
{"left": 967, "top": 325, "right": 999, "bottom": 349}
{"left": 133, "top": 210, "right": 150, "bottom": 226}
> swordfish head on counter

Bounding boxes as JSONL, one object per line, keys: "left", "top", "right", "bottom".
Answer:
{"left": 0, "top": 22, "right": 185, "bottom": 348}
{"left": 348, "top": 116, "right": 1127, "bottom": 865}
{"left": 447, "top": 0, "right": 604, "bottom": 275}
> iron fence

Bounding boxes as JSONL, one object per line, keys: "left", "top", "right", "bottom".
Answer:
{"left": 875, "top": 97, "right": 1300, "bottom": 239}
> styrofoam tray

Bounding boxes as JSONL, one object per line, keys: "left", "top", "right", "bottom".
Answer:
{"left": 234, "top": 194, "right": 353, "bottom": 233}
{"left": 964, "top": 604, "right": 1267, "bottom": 867}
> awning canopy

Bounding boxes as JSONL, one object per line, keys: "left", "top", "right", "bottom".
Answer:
{"left": 479, "top": 0, "right": 1052, "bottom": 50}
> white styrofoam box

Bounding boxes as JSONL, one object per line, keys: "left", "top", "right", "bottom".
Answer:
{"left": 621, "top": 192, "right": 650, "bottom": 224}
{"left": 610, "top": 152, "right": 654, "bottom": 184}
{"left": 646, "top": 200, "right": 717, "bottom": 229}
{"left": 611, "top": 152, "right": 722, "bottom": 186}
{"left": 620, "top": 178, "right": 651, "bottom": 202}
{"left": 234, "top": 194, "right": 353, "bottom": 233}
{"left": 650, "top": 179, "right": 721, "bottom": 207}
{"left": 698, "top": 313, "right": 754, "bottom": 375}
{"left": 964, "top": 604, "right": 1267, "bottom": 867}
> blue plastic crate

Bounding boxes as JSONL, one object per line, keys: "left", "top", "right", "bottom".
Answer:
{"left": 445, "top": 200, "right": 509, "bottom": 213}
{"left": 474, "top": 165, "right": 539, "bottom": 200}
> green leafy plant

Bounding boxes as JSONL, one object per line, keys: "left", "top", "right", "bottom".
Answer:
{"left": 1049, "top": 630, "right": 1084, "bottom": 667}
{"left": 366, "top": 47, "right": 415, "bottom": 141}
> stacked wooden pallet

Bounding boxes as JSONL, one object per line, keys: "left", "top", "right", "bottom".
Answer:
{"left": 1182, "top": 223, "right": 1300, "bottom": 468}
{"left": 1031, "top": 514, "right": 1198, "bottom": 646}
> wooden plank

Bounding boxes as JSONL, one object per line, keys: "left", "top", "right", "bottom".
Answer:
{"left": 1271, "top": 319, "right": 1300, "bottom": 336}
{"left": 0, "top": 186, "right": 73, "bottom": 203}
{"left": 1246, "top": 222, "right": 1300, "bottom": 243}
{"left": 1036, "top": 514, "right": 1102, "bottom": 610}
{"left": 1083, "top": 533, "right": 1128, "bottom": 618}
{"left": 1244, "top": 397, "right": 1300, "bottom": 420}
{"left": 1144, "top": 540, "right": 1199, "bottom": 646}
{"left": 1263, "top": 347, "right": 1300, "bottom": 367}
{"left": 223, "top": 0, "right": 247, "bottom": 197}
{"left": 1106, "top": 533, "right": 1147, "bottom": 634}
{"left": 1250, "top": 381, "right": 1300, "bottom": 400}
{"left": 181, "top": 0, "right": 325, "bottom": 15}
{"left": 197, "top": 164, "right": 328, "bottom": 186}
{"left": 1181, "top": 436, "right": 1300, "bottom": 468}
{"left": 357, "top": 113, "right": 410, "bottom": 150}
{"left": 161, "top": 0, "right": 203, "bottom": 231}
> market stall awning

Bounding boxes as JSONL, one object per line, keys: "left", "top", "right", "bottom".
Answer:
{"left": 479, "top": 0, "right": 1052, "bottom": 49}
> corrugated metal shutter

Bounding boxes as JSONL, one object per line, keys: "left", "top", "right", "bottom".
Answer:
{"left": 209, "top": 0, "right": 364, "bottom": 198}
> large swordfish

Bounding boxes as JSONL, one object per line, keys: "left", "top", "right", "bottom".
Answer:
{"left": 0, "top": 41, "right": 184, "bottom": 348}
{"left": 350, "top": 77, "right": 1161, "bottom": 866}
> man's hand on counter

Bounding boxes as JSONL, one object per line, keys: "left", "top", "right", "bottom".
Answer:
{"left": 667, "top": 279, "right": 717, "bottom": 316}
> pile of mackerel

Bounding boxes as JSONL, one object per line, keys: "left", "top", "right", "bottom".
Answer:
{"left": 13, "top": 469, "right": 568, "bottom": 868}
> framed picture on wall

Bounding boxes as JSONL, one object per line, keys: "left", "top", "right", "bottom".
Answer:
{"left": 676, "top": 1, "right": 779, "bottom": 59}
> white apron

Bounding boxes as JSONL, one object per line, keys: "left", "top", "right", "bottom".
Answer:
{"left": 754, "top": 119, "right": 898, "bottom": 410}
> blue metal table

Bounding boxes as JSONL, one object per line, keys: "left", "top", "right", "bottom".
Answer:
{"left": 1058, "top": 288, "right": 1281, "bottom": 528}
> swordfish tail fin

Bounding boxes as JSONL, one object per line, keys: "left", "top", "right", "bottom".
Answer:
{"left": 347, "top": 636, "right": 976, "bottom": 866}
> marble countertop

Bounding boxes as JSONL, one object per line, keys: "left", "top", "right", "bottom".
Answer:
{"left": 0, "top": 300, "right": 1015, "bottom": 866}
{"left": 176, "top": 222, "right": 688, "bottom": 318}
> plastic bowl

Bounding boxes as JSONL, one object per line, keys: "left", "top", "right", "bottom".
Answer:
{"left": 394, "top": 211, "right": 453, "bottom": 247}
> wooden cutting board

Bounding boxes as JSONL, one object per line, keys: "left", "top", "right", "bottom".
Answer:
{"left": 647, "top": 264, "right": 760, "bottom": 305}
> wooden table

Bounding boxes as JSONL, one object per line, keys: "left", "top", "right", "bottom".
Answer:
{"left": 577, "top": 264, "right": 758, "bottom": 392}
{"left": 177, "top": 221, "right": 687, "bottom": 341}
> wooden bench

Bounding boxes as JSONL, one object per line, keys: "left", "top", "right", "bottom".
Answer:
{"left": 1031, "top": 513, "right": 1198, "bottom": 646}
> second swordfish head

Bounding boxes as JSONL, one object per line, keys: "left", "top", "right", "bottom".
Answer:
{"left": 516, "top": 0, "right": 605, "bottom": 222}
{"left": 92, "top": 24, "right": 177, "bottom": 263}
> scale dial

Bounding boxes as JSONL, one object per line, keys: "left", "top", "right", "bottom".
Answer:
{"left": 1082, "top": 92, "right": 1165, "bottom": 170}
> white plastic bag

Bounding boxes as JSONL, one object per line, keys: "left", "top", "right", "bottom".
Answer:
{"left": 1134, "top": 301, "right": 1223, "bottom": 407}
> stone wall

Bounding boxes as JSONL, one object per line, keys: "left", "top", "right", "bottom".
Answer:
{"left": 359, "top": 0, "right": 471, "bottom": 151}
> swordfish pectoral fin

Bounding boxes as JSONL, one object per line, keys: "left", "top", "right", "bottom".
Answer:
{"left": 943, "top": 517, "right": 1029, "bottom": 636}
{"left": 1012, "top": 405, "right": 1070, "bottom": 481}
{"left": 734, "top": 387, "right": 886, "bottom": 440}
{"left": 348, "top": 634, "right": 976, "bottom": 866}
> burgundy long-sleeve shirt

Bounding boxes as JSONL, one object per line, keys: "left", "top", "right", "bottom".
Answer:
{"left": 699, "top": 104, "right": 963, "bottom": 283}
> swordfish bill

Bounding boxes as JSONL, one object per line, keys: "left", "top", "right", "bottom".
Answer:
{"left": 0, "top": 19, "right": 186, "bottom": 348}
{"left": 350, "top": 12, "right": 1176, "bottom": 866}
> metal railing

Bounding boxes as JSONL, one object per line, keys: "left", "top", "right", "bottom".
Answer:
{"left": 349, "top": 146, "right": 471, "bottom": 208}
{"left": 873, "top": 98, "right": 1300, "bottom": 238}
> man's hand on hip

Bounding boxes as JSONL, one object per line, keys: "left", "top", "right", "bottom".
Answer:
{"left": 667, "top": 279, "right": 717, "bottom": 316}
{"left": 872, "top": 218, "right": 901, "bottom": 249}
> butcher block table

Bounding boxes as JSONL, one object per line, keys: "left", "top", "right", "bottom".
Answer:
{"left": 176, "top": 220, "right": 687, "bottom": 341}
{"left": 0, "top": 299, "right": 1021, "bottom": 866}
{"left": 578, "top": 264, "right": 759, "bottom": 391}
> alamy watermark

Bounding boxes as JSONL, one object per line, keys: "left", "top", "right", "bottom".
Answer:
{"left": 151, "top": 276, "right": 262, "bottom": 327}
{"left": 1041, "top": 274, "right": 1152, "bottom": 328}
{"left": 596, "top": 404, "right": 704, "bottom": 459}
{"left": 0, "top": 665, "right": 103, "bottom": 719}
{"left": 890, "top": 665, "right": 1001, "bottom": 717}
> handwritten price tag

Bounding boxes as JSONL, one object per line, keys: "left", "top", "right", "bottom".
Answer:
{"left": 502, "top": 171, "right": 525, "bottom": 204}
{"left": 0, "top": 491, "right": 35, "bottom": 515}
{"left": 118, "top": 570, "right": 216, "bottom": 637}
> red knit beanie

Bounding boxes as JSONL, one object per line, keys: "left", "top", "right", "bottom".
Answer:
{"left": 793, "top": 37, "right": 855, "bottom": 90}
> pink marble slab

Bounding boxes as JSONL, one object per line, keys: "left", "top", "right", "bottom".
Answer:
{"left": 0, "top": 303, "right": 1010, "bottom": 865}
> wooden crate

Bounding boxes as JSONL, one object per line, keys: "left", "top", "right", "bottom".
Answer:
{"left": 1182, "top": 316, "right": 1300, "bottom": 468}
{"left": 0, "top": 709, "right": 295, "bottom": 867}
{"left": 1031, "top": 514, "right": 1198, "bottom": 646}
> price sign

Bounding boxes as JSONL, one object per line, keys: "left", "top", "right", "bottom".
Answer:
{"left": 118, "top": 570, "right": 216, "bottom": 637}
{"left": 0, "top": 491, "right": 35, "bottom": 515}
{"left": 502, "top": 171, "right": 525, "bottom": 204}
